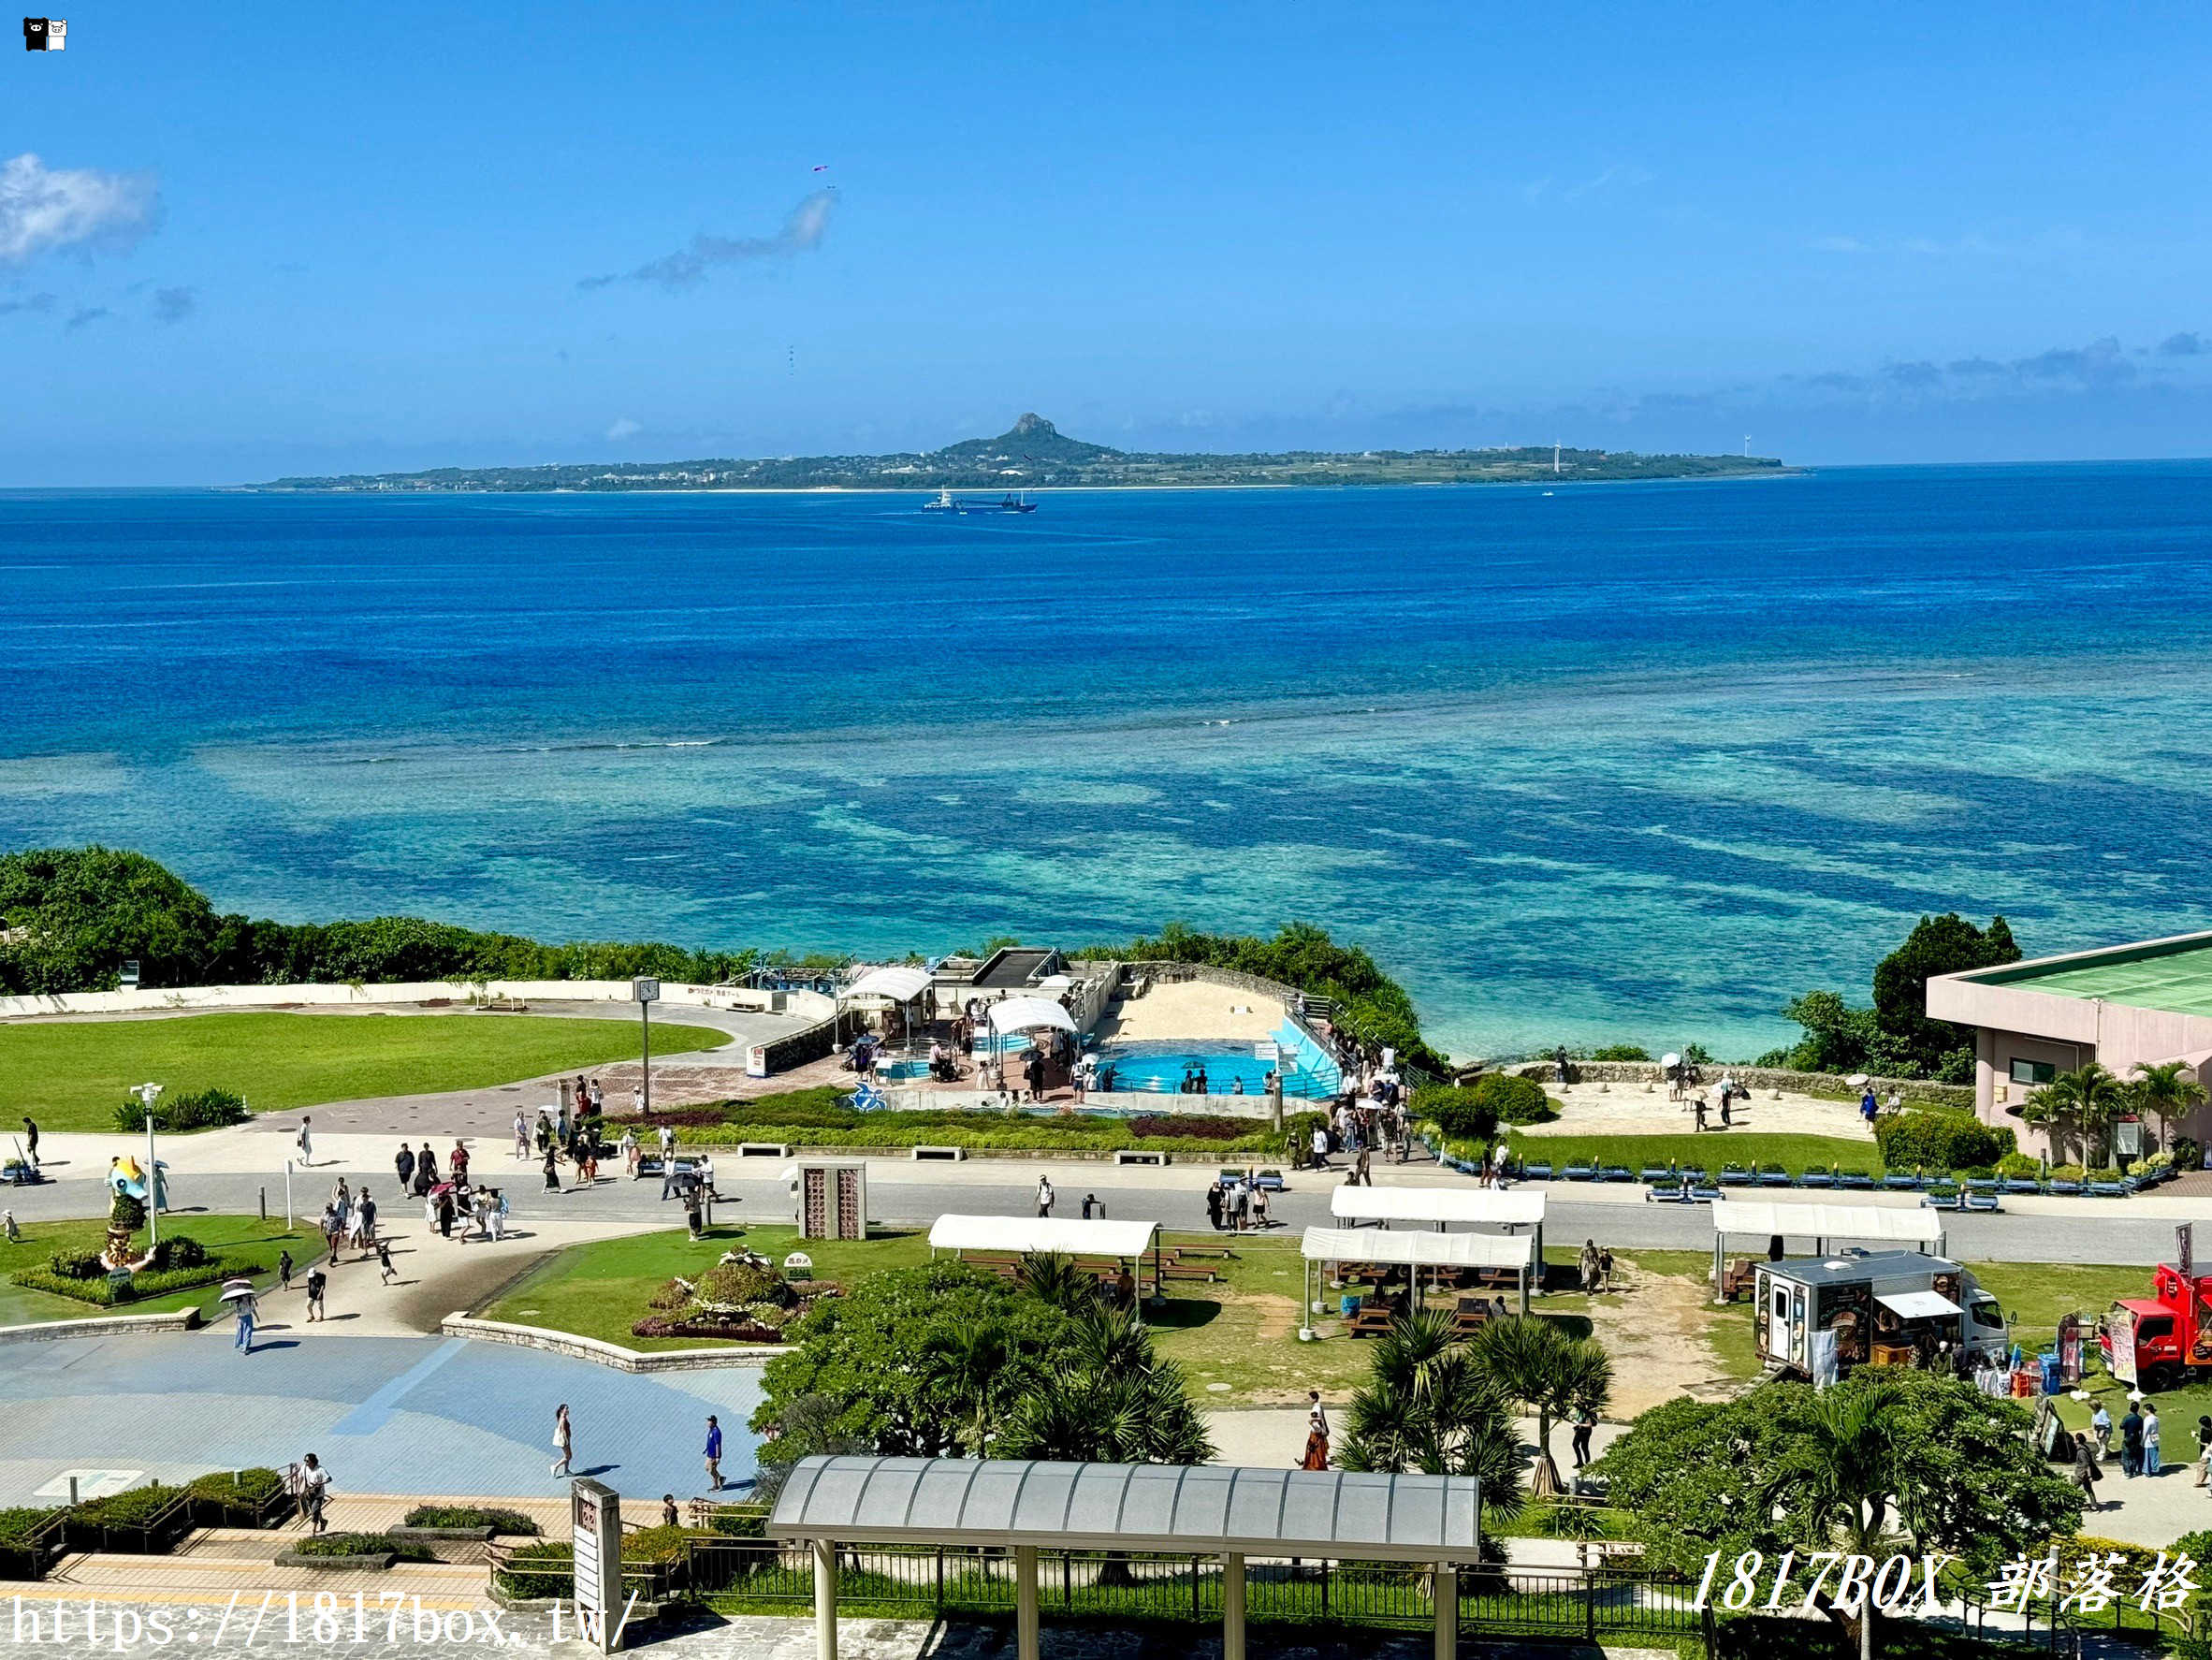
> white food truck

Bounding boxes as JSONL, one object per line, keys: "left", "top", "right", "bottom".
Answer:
{"left": 1754, "top": 1250, "right": 2012, "bottom": 1379}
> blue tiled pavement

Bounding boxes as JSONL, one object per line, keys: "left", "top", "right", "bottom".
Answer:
{"left": 0, "top": 1328, "right": 763, "bottom": 1506}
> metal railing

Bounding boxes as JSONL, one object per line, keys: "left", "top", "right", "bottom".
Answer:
{"left": 674, "top": 1543, "right": 1705, "bottom": 1644}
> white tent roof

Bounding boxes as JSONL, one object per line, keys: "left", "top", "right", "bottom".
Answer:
{"left": 930, "top": 1213, "right": 1158, "bottom": 1259}
{"left": 846, "top": 965, "right": 933, "bottom": 1002}
{"left": 1301, "top": 1227, "right": 1534, "bottom": 1272}
{"left": 1331, "top": 1187, "right": 1545, "bottom": 1229}
{"left": 1878, "top": 1289, "right": 1962, "bottom": 1320}
{"left": 1711, "top": 1200, "right": 1945, "bottom": 1245}
{"left": 988, "top": 996, "right": 1078, "bottom": 1035}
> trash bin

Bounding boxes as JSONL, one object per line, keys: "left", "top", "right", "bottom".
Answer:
{"left": 2041, "top": 1353, "right": 2062, "bottom": 1395}
{"left": 1339, "top": 1294, "right": 1361, "bottom": 1319}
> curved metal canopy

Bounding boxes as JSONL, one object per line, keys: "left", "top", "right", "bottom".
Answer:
{"left": 988, "top": 996, "right": 1077, "bottom": 1035}
{"left": 766, "top": 1456, "right": 1481, "bottom": 1563}
{"left": 845, "top": 966, "right": 933, "bottom": 1002}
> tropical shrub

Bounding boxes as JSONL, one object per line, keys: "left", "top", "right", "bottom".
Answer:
{"left": 1587, "top": 1044, "right": 1652, "bottom": 1061}
{"left": 184, "top": 1468, "right": 284, "bottom": 1522}
{"left": 71, "top": 1482, "right": 186, "bottom": 1526}
{"left": 147, "top": 1235, "right": 208, "bottom": 1272}
{"left": 0, "top": 1507, "right": 59, "bottom": 1545}
{"left": 1126, "top": 1114, "right": 1248, "bottom": 1141}
{"left": 47, "top": 1248, "right": 103, "bottom": 1279}
{"left": 13, "top": 1256, "right": 243, "bottom": 1305}
{"left": 114, "top": 1087, "right": 249, "bottom": 1133}
{"left": 400, "top": 1505, "right": 540, "bottom": 1535}
{"left": 1873, "top": 1110, "right": 2012, "bottom": 1173}
{"left": 1412, "top": 1085, "right": 1497, "bottom": 1142}
{"left": 291, "top": 1532, "right": 434, "bottom": 1561}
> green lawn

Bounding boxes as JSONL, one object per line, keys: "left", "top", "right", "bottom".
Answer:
{"left": 0, "top": 1213, "right": 309, "bottom": 1325}
{"left": 482, "top": 1223, "right": 935, "bottom": 1351}
{"left": 1507, "top": 1129, "right": 1877, "bottom": 1175}
{"left": 0, "top": 1012, "right": 732, "bottom": 1131}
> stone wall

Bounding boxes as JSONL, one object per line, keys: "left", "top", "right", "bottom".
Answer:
{"left": 1495, "top": 1058, "right": 1972, "bottom": 1109}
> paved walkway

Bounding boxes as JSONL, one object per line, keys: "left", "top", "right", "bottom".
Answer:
{"left": 0, "top": 1329, "right": 761, "bottom": 1508}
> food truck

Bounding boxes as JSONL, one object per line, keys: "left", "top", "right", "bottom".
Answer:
{"left": 1754, "top": 1250, "right": 2012, "bottom": 1378}
{"left": 2099, "top": 1262, "right": 2212, "bottom": 1390}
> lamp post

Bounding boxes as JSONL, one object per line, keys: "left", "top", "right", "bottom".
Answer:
{"left": 633, "top": 978, "right": 660, "bottom": 1117}
{"left": 134, "top": 1082, "right": 163, "bottom": 1248}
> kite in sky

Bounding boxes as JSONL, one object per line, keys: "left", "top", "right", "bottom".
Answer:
{"left": 812, "top": 165, "right": 830, "bottom": 172}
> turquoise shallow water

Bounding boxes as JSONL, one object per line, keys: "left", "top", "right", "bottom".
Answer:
{"left": 5, "top": 462, "right": 2212, "bottom": 1059}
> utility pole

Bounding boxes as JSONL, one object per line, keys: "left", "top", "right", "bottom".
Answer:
{"left": 135, "top": 1083, "right": 163, "bottom": 1247}
{"left": 633, "top": 978, "right": 661, "bottom": 1116}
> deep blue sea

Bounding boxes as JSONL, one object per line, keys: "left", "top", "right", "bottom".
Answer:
{"left": 6, "top": 462, "right": 2212, "bottom": 1060}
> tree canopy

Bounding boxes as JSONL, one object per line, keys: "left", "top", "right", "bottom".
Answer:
{"left": 1775, "top": 914, "right": 2022, "bottom": 1083}
{"left": 750, "top": 1257, "right": 1212, "bottom": 1477}
{"left": 1599, "top": 1370, "right": 2081, "bottom": 1586}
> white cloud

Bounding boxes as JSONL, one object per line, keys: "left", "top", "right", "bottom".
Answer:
{"left": 605, "top": 417, "right": 643, "bottom": 441}
{"left": 0, "top": 153, "right": 159, "bottom": 265}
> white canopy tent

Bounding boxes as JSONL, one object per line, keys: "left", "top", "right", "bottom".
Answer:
{"left": 844, "top": 965, "right": 933, "bottom": 1003}
{"left": 1329, "top": 1186, "right": 1545, "bottom": 1290}
{"left": 1710, "top": 1199, "right": 1948, "bottom": 1304}
{"left": 1302, "top": 1225, "right": 1536, "bottom": 1318}
{"left": 987, "top": 997, "right": 1078, "bottom": 1035}
{"left": 1329, "top": 1187, "right": 1545, "bottom": 1228}
{"left": 928, "top": 1213, "right": 1159, "bottom": 1260}
{"left": 929, "top": 1213, "right": 1163, "bottom": 1318}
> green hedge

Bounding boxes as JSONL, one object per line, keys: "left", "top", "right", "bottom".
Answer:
{"left": 184, "top": 1468, "right": 284, "bottom": 1522}
{"left": 0, "top": 1507, "right": 59, "bottom": 1546}
{"left": 72, "top": 1482, "right": 186, "bottom": 1527}
{"left": 11, "top": 1255, "right": 247, "bottom": 1306}
{"left": 674, "top": 1103, "right": 1295, "bottom": 1156}
{"left": 1874, "top": 1110, "right": 2013, "bottom": 1172}
{"left": 291, "top": 1532, "right": 435, "bottom": 1562}
{"left": 400, "top": 1504, "right": 541, "bottom": 1535}
{"left": 1414, "top": 1074, "right": 1556, "bottom": 1140}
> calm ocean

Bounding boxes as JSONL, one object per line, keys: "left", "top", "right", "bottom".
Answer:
{"left": 6, "top": 461, "right": 2212, "bottom": 1060}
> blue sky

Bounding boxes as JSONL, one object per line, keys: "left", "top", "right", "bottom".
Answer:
{"left": 5, "top": 1, "right": 2209, "bottom": 482}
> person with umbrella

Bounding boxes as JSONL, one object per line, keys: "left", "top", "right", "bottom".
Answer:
{"left": 224, "top": 1279, "right": 258, "bottom": 1352}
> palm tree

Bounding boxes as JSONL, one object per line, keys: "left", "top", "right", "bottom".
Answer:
{"left": 997, "top": 1309, "right": 1214, "bottom": 1465}
{"left": 1469, "top": 1315, "right": 1612, "bottom": 1496}
{"left": 2131, "top": 1060, "right": 2207, "bottom": 1158}
{"left": 1336, "top": 1309, "right": 1530, "bottom": 1523}
{"left": 1763, "top": 1381, "right": 1909, "bottom": 1660}
{"left": 1016, "top": 1250, "right": 1099, "bottom": 1315}
{"left": 917, "top": 1321, "right": 1020, "bottom": 1455}
{"left": 2026, "top": 1062, "right": 2128, "bottom": 1169}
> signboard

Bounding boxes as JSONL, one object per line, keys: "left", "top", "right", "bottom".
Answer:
{"left": 2117, "top": 1120, "right": 2144, "bottom": 1158}
{"left": 1253, "top": 1041, "right": 1280, "bottom": 1065}
{"left": 2108, "top": 1316, "right": 2138, "bottom": 1387}
{"left": 570, "top": 1478, "right": 622, "bottom": 1652}
{"left": 632, "top": 977, "right": 661, "bottom": 1004}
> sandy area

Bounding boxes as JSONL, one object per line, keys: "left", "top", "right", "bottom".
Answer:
{"left": 1093, "top": 979, "right": 1287, "bottom": 1043}
{"left": 1579, "top": 1255, "right": 1747, "bottom": 1415}
{"left": 1518, "top": 1079, "right": 1876, "bottom": 1143}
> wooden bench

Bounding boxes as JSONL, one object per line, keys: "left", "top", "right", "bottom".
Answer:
{"left": 1346, "top": 1303, "right": 1396, "bottom": 1338}
{"left": 1159, "top": 1262, "right": 1218, "bottom": 1283}
{"left": 1719, "top": 1259, "right": 1757, "bottom": 1302}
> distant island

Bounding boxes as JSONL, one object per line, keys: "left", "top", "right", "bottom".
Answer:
{"left": 252, "top": 413, "right": 1788, "bottom": 493}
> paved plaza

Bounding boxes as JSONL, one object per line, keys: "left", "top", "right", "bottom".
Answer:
{"left": 0, "top": 1329, "right": 761, "bottom": 1508}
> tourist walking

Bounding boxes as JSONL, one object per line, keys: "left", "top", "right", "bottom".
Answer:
{"left": 436, "top": 1187, "right": 455, "bottom": 1239}
{"left": 491, "top": 1188, "right": 509, "bottom": 1242}
{"left": 1599, "top": 1246, "right": 1615, "bottom": 1292}
{"left": 450, "top": 1140, "right": 470, "bottom": 1187}
{"left": 1300, "top": 1391, "right": 1331, "bottom": 1470}
{"left": 1571, "top": 1405, "right": 1597, "bottom": 1468}
{"left": 1579, "top": 1240, "right": 1601, "bottom": 1294}
{"left": 357, "top": 1189, "right": 377, "bottom": 1249}
{"left": 377, "top": 1238, "right": 396, "bottom": 1284}
{"left": 1035, "top": 1174, "right": 1055, "bottom": 1218}
{"left": 415, "top": 1144, "right": 438, "bottom": 1196}
{"left": 705, "top": 1415, "right": 724, "bottom": 1491}
{"left": 547, "top": 1144, "right": 564, "bottom": 1194}
{"left": 2091, "top": 1401, "right": 2114, "bottom": 1460}
{"left": 2122, "top": 1402, "right": 2146, "bottom": 1477}
{"left": 550, "top": 1405, "right": 573, "bottom": 1478}
{"left": 1693, "top": 1096, "right": 1709, "bottom": 1132}
{"left": 295, "top": 1116, "right": 313, "bottom": 1168}
{"left": 1205, "top": 1182, "right": 1224, "bottom": 1230}
{"left": 1310, "top": 1122, "right": 1332, "bottom": 1170}
{"left": 305, "top": 1264, "right": 327, "bottom": 1322}
{"left": 298, "top": 1453, "right": 330, "bottom": 1534}
{"left": 233, "top": 1287, "right": 258, "bottom": 1352}
{"left": 2074, "top": 1432, "right": 2104, "bottom": 1510}
{"left": 620, "top": 1127, "right": 640, "bottom": 1173}
{"left": 20, "top": 1116, "right": 36, "bottom": 1166}
{"left": 2147, "top": 1402, "right": 2163, "bottom": 1476}
{"left": 277, "top": 1248, "right": 295, "bottom": 1291}
{"left": 395, "top": 1143, "right": 415, "bottom": 1192}
{"left": 3, "top": 1211, "right": 18, "bottom": 1244}
{"left": 2195, "top": 1416, "right": 2212, "bottom": 1487}
{"left": 515, "top": 1111, "right": 531, "bottom": 1160}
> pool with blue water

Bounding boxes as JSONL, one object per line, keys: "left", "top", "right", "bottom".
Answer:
{"left": 1092, "top": 1041, "right": 1332, "bottom": 1099}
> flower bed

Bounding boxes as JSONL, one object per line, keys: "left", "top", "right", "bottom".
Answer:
{"left": 10, "top": 1255, "right": 249, "bottom": 1306}
{"left": 401, "top": 1505, "right": 540, "bottom": 1536}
